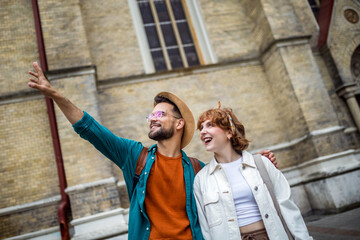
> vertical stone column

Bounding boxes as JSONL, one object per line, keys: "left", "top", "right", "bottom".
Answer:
{"left": 338, "top": 84, "right": 360, "bottom": 133}
{"left": 256, "top": 0, "right": 358, "bottom": 213}
{"left": 258, "top": 0, "right": 349, "bottom": 161}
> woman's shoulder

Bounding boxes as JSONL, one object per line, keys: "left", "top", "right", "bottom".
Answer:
{"left": 196, "top": 162, "right": 211, "bottom": 177}
{"left": 194, "top": 160, "right": 214, "bottom": 182}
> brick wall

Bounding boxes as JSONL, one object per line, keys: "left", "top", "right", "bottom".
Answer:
{"left": 0, "top": 99, "right": 59, "bottom": 208}
{"left": 79, "top": 0, "right": 144, "bottom": 80}
{"left": 38, "top": 0, "right": 91, "bottom": 70}
{"left": 0, "top": 0, "right": 38, "bottom": 95}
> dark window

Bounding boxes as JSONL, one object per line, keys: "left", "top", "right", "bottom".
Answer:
{"left": 308, "top": 0, "right": 320, "bottom": 19}
{"left": 138, "top": 0, "right": 201, "bottom": 72}
{"left": 356, "top": 94, "right": 360, "bottom": 106}
{"left": 151, "top": 50, "right": 167, "bottom": 71}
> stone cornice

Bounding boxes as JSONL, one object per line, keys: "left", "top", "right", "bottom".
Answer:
{"left": 0, "top": 195, "right": 61, "bottom": 216}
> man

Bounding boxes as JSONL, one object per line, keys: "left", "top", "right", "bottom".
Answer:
{"left": 28, "top": 62, "right": 276, "bottom": 239}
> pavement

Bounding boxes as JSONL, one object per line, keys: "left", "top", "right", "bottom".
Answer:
{"left": 304, "top": 207, "right": 360, "bottom": 240}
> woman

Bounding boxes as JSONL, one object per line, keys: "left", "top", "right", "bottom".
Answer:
{"left": 193, "top": 105, "right": 312, "bottom": 240}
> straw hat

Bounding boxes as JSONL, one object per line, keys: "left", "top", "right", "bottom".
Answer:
{"left": 154, "top": 92, "right": 195, "bottom": 149}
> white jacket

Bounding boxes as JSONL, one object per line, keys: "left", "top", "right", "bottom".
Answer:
{"left": 193, "top": 150, "right": 312, "bottom": 240}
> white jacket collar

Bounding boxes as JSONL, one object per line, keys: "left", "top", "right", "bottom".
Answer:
{"left": 208, "top": 150, "right": 256, "bottom": 174}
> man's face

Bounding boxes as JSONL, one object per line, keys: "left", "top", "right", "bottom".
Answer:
{"left": 148, "top": 102, "right": 179, "bottom": 141}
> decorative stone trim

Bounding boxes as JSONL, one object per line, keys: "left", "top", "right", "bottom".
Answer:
{"left": 0, "top": 90, "right": 43, "bottom": 106}
{"left": 310, "top": 125, "right": 345, "bottom": 137}
{"left": 45, "top": 65, "right": 96, "bottom": 81}
{"left": 344, "top": 127, "right": 358, "bottom": 134}
{"left": 117, "top": 180, "right": 126, "bottom": 188}
{"left": 5, "top": 227, "right": 60, "bottom": 240}
{"left": 251, "top": 125, "right": 347, "bottom": 153}
{"left": 0, "top": 195, "right": 60, "bottom": 217}
{"left": 70, "top": 208, "right": 128, "bottom": 240}
{"left": 71, "top": 208, "right": 127, "bottom": 226}
{"left": 65, "top": 177, "right": 117, "bottom": 193}
{"left": 283, "top": 149, "right": 360, "bottom": 186}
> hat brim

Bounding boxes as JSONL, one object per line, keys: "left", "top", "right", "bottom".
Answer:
{"left": 154, "top": 92, "right": 195, "bottom": 149}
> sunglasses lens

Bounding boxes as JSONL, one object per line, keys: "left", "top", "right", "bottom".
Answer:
{"left": 155, "top": 111, "right": 163, "bottom": 119}
{"left": 146, "top": 113, "right": 153, "bottom": 122}
{"left": 147, "top": 111, "right": 165, "bottom": 122}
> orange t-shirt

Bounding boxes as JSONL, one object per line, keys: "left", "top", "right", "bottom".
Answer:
{"left": 144, "top": 151, "right": 193, "bottom": 239}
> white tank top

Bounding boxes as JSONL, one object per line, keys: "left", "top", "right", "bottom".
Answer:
{"left": 220, "top": 157, "right": 262, "bottom": 227}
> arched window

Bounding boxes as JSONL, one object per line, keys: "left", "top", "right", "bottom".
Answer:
{"left": 351, "top": 45, "right": 360, "bottom": 87}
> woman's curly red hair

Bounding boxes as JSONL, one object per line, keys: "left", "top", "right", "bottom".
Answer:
{"left": 197, "top": 106, "right": 250, "bottom": 154}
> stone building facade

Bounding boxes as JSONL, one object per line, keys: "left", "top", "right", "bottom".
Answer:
{"left": 1, "top": 0, "right": 359, "bottom": 239}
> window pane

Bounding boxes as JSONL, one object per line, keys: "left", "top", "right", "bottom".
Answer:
{"left": 138, "top": 2, "right": 154, "bottom": 24}
{"left": 184, "top": 46, "right": 199, "bottom": 66}
{"left": 168, "top": 47, "right": 183, "bottom": 69}
{"left": 151, "top": 50, "right": 167, "bottom": 71}
{"left": 307, "top": 0, "right": 319, "bottom": 18}
{"left": 145, "top": 26, "right": 161, "bottom": 48}
{"left": 161, "top": 23, "right": 177, "bottom": 46}
{"left": 170, "top": 0, "right": 186, "bottom": 20}
{"left": 155, "top": 0, "right": 170, "bottom": 21}
{"left": 177, "top": 21, "right": 193, "bottom": 44}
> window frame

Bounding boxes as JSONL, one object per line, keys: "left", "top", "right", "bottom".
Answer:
{"left": 128, "top": 0, "right": 217, "bottom": 74}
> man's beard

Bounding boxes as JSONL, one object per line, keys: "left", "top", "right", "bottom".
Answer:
{"left": 148, "top": 123, "right": 175, "bottom": 141}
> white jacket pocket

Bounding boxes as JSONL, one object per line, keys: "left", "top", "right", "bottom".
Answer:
{"left": 203, "top": 192, "right": 222, "bottom": 228}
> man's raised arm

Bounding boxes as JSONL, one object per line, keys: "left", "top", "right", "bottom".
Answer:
{"left": 28, "top": 62, "right": 83, "bottom": 124}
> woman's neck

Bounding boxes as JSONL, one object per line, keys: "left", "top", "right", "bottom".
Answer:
{"left": 214, "top": 145, "right": 242, "bottom": 163}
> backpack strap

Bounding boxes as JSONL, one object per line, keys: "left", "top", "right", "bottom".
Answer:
{"left": 189, "top": 157, "right": 202, "bottom": 176}
{"left": 132, "top": 147, "right": 149, "bottom": 193}
{"left": 253, "top": 154, "right": 294, "bottom": 240}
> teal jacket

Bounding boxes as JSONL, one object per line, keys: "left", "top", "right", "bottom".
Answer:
{"left": 73, "top": 111, "right": 205, "bottom": 239}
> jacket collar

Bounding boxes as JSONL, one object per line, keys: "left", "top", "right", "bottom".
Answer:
{"left": 208, "top": 150, "right": 256, "bottom": 174}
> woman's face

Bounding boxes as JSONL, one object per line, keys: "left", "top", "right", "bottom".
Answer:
{"left": 199, "top": 119, "right": 231, "bottom": 153}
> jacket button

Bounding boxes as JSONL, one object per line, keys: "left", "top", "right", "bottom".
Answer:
{"left": 265, "top": 214, "right": 269, "bottom": 218}
{"left": 254, "top": 186, "right": 258, "bottom": 191}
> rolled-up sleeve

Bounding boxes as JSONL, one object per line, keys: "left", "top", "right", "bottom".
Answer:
{"left": 72, "top": 111, "right": 143, "bottom": 172}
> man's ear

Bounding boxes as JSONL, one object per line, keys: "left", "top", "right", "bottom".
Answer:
{"left": 176, "top": 118, "right": 185, "bottom": 130}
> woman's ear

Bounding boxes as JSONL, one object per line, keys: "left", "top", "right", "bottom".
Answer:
{"left": 227, "top": 130, "right": 232, "bottom": 140}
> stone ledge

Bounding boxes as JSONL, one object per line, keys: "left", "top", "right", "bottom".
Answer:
{"left": 283, "top": 149, "right": 360, "bottom": 186}
{"left": 0, "top": 90, "right": 43, "bottom": 105}
{"left": 5, "top": 227, "right": 60, "bottom": 240}
{"left": 71, "top": 208, "right": 128, "bottom": 226}
{"left": 46, "top": 65, "right": 96, "bottom": 81}
{"left": 251, "top": 125, "right": 347, "bottom": 153}
{"left": 0, "top": 195, "right": 60, "bottom": 217}
{"left": 310, "top": 126, "right": 345, "bottom": 137}
{"left": 70, "top": 208, "right": 128, "bottom": 240}
{"left": 65, "top": 177, "right": 117, "bottom": 193}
